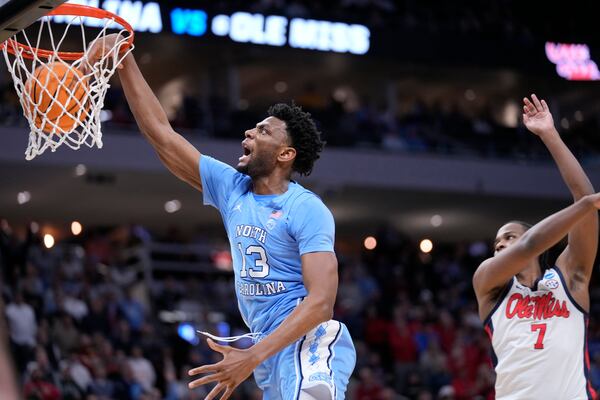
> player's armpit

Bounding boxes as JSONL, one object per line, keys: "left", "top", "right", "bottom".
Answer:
{"left": 555, "top": 211, "right": 598, "bottom": 284}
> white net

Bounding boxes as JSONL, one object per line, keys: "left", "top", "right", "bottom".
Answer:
{"left": 2, "top": 13, "right": 133, "bottom": 160}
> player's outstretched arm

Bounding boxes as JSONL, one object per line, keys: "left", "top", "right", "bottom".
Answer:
{"left": 473, "top": 193, "right": 600, "bottom": 302}
{"left": 87, "top": 34, "right": 201, "bottom": 191}
{"left": 523, "top": 94, "right": 598, "bottom": 282}
{"left": 188, "top": 252, "right": 338, "bottom": 398}
{"left": 246, "top": 251, "right": 338, "bottom": 358}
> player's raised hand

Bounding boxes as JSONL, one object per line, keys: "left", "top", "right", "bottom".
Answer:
{"left": 523, "top": 94, "right": 556, "bottom": 137}
{"left": 188, "top": 338, "right": 260, "bottom": 400}
{"left": 81, "top": 33, "right": 127, "bottom": 74}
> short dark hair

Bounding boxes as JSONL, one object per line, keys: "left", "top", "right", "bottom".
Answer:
{"left": 268, "top": 103, "right": 324, "bottom": 176}
{"left": 506, "top": 220, "right": 532, "bottom": 231}
{"left": 503, "top": 220, "right": 557, "bottom": 274}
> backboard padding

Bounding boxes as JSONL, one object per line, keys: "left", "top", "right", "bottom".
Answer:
{"left": 0, "top": 0, "right": 67, "bottom": 42}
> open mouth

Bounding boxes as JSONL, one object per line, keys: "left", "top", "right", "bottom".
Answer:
{"left": 239, "top": 142, "right": 252, "bottom": 162}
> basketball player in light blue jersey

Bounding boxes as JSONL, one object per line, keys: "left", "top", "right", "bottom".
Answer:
{"left": 88, "top": 35, "right": 356, "bottom": 400}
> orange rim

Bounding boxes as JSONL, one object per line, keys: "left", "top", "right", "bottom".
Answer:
{"left": 1, "top": 3, "right": 134, "bottom": 60}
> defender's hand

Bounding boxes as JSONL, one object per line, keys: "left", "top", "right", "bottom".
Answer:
{"left": 523, "top": 94, "right": 556, "bottom": 137}
{"left": 188, "top": 338, "right": 261, "bottom": 400}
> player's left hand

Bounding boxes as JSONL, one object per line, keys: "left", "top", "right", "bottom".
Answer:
{"left": 188, "top": 338, "right": 261, "bottom": 400}
{"left": 523, "top": 94, "right": 556, "bottom": 137}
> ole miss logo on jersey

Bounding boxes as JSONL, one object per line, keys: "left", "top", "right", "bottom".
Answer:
{"left": 505, "top": 292, "right": 570, "bottom": 320}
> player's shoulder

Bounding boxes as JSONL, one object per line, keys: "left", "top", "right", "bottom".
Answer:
{"left": 201, "top": 155, "right": 251, "bottom": 186}
{"left": 201, "top": 154, "right": 235, "bottom": 174}
{"left": 473, "top": 256, "right": 504, "bottom": 294}
{"left": 286, "top": 181, "right": 329, "bottom": 210}
{"left": 283, "top": 183, "right": 334, "bottom": 229}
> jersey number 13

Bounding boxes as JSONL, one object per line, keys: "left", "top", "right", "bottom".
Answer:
{"left": 237, "top": 243, "right": 270, "bottom": 278}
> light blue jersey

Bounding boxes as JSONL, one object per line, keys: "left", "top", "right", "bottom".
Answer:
{"left": 200, "top": 155, "right": 335, "bottom": 335}
{"left": 200, "top": 155, "right": 356, "bottom": 400}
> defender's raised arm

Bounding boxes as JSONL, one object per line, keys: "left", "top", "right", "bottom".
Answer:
{"left": 523, "top": 94, "right": 597, "bottom": 291}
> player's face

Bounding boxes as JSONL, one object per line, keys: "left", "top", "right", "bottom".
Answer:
{"left": 237, "top": 116, "right": 290, "bottom": 178}
{"left": 494, "top": 223, "right": 527, "bottom": 255}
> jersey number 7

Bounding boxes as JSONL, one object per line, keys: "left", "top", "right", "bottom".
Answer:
{"left": 237, "top": 243, "right": 270, "bottom": 278}
{"left": 531, "top": 323, "right": 547, "bottom": 350}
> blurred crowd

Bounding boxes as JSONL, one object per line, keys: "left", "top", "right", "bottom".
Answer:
{"left": 284, "top": 92, "right": 600, "bottom": 161}
{"left": 0, "top": 1, "right": 598, "bottom": 166}
{"left": 0, "top": 221, "right": 250, "bottom": 400}
{"left": 3, "top": 220, "right": 600, "bottom": 400}
{"left": 1, "top": 81, "right": 599, "bottom": 162}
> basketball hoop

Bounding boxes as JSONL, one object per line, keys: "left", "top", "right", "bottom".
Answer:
{"left": 1, "top": 3, "right": 134, "bottom": 160}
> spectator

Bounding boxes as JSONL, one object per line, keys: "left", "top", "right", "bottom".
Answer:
{"left": 23, "top": 365, "right": 60, "bottom": 400}
{"left": 127, "top": 345, "right": 156, "bottom": 392}
{"left": 438, "top": 385, "right": 455, "bottom": 400}
{"left": 81, "top": 296, "right": 110, "bottom": 334}
{"left": 64, "top": 353, "right": 93, "bottom": 393}
{"left": 355, "top": 367, "right": 384, "bottom": 400}
{"left": 119, "top": 288, "right": 146, "bottom": 333}
{"left": 51, "top": 313, "right": 80, "bottom": 356}
{"left": 419, "top": 340, "right": 450, "bottom": 392}
{"left": 88, "top": 363, "right": 115, "bottom": 399}
{"left": 5, "top": 290, "right": 37, "bottom": 373}
{"left": 1, "top": 219, "right": 599, "bottom": 398}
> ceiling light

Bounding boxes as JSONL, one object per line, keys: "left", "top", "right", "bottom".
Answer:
{"left": 363, "top": 236, "right": 377, "bottom": 250}
{"left": 165, "top": 200, "right": 182, "bottom": 213}
{"left": 71, "top": 221, "right": 83, "bottom": 236}
{"left": 430, "top": 214, "right": 443, "bottom": 227}
{"left": 75, "top": 164, "right": 87, "bottom": 176}
{"left": 43, "top": 234, "right": 55, "bottom": 249}
{"left": 17, "top": 191, "right": 31, "bottom": 205}
{"left": 420, "top": 239, "right": 433, "bottom": 254}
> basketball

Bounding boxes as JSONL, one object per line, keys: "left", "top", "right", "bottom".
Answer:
{"left": 24, "top": 62, "right": 89, "bottom": 134}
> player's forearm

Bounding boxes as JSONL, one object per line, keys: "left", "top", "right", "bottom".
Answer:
{"left": 117, "top": 53, "right": 175, "bottom": 148}
{"left": 475, "top": 195, "right": 598, "bottom": 294}
{"left": 541, "top": 131, "right": 594, "bottom": 199}
{"left": 248, "top": 296, "right": 333, "bottom": 364}
{"left": 520, "top": 195, "right": 596, "bottom": 256}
